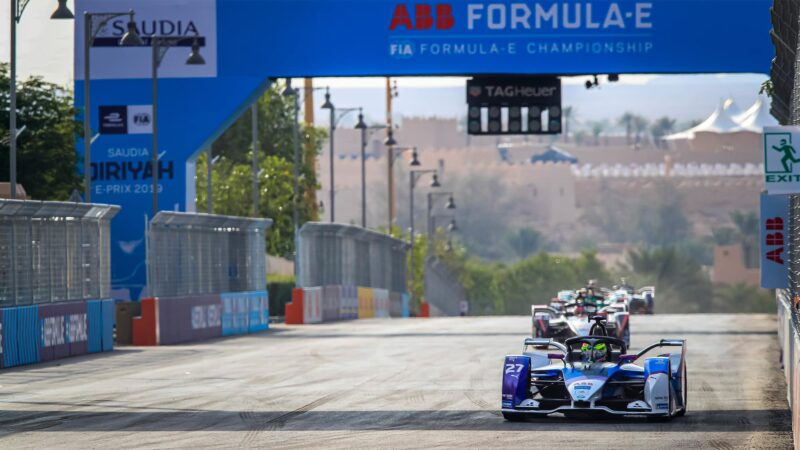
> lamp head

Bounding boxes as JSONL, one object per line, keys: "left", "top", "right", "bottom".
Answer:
{"left": 430, "top": 173, "right": 441, "bottom": 188}
{"left": 281, "top": 79, "right": 297, "bottom": 97}
{"left": 51, "top": 0, "right": 74, "bottom": 19}
{"left": 410, "top": 149, "right": 421, "bottom": 166}
{"left": 384, "top": 131, "right": 397, "bottom": 147}
{"left": 321, "top": 87, "right": 334, "bottom": 109}
{"left": 185, "top": 38, "right": 206, "bottom": 65}
{"left": 355, "top": 110, "right": 367, "bottom": 130}
{"left": 120, "top": 14, "right": 144, "bottom": 46}
{"left": 448, "top": 218, "right": 458, "bottom": 232}
{"left": 445, "top": 196, "right": 456, "bottom": 209}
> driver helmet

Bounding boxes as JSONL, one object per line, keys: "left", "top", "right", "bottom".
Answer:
{"left": 580, "top": 342, "right": 607, "bottom": 362}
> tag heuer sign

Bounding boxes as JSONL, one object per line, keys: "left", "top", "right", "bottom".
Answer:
{"left": 467, "top": 77, "right": 561, "bottom": 106}
{"left": 466, "top": 76, "right": 561, "bottom": 136}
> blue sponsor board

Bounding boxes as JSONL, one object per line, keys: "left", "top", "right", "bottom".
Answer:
{"left": 75, "top": 0, "right": 772, "bottom": 300}
{"left": 3, "top": 305, "right": 40, "bottom": 368}
{"left": 221, "top": 291, "right": 269, "bottom": 336}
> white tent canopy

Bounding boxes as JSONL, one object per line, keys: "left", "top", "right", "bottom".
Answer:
{"left": 665, "top": 97, "right": 777, "bottom": 140}
{"left": 736, "top": 97, "right": 778, "bottom": 132}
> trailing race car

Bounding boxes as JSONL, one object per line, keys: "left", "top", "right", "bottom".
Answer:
{"left": 611, "top": 280, "right": 655, "bottom": 315}
{"left": 501, "top": 333, "right": 687, "bottom": 420}
{"left": 532, "top": 296, "right": 630, "bottom": 348}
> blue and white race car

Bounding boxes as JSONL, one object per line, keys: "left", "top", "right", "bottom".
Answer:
{"left": 501, "top": 333, "right": 687, "bottom": 420}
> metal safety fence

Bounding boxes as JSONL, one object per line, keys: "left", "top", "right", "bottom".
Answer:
{"left": 0, "top": 200, "right": 118, "bottom": 306}
{"left": 146, "top": 212, "right": 272, "bottom": 298}
{"left": 424, "top": 256, "right": 467, "bottom": 316}
{"left": 297, "top": 222, "right": 408, "bottom": 292}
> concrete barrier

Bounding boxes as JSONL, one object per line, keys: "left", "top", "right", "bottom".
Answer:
{"left": 286, "top": 289, "right": 304, "bottom": 324}
{"left": 303, "top": 287, "right": 323, "bottom": 324}
{"left": 129, "top": 291, "right": 268, "bottom": 345}
{"left": 374, "top": 288, "right": 390, "bottom": 318}
{"left": 0, "top": 299, "right": 114, "bottom": 370}
{"left": 322, "top": 285, "right": 340, "bottom": 322}
{"left": 358, "top": 287, "right": 374, "bottom": 319}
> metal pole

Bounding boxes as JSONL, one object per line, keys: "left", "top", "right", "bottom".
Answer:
{"left": 329, "top": 107, "right": 335, "bottom": 222}
{"left": 409, "top": 172, "right": 415, "bottom": 305}
{"left": 9, "top": 0, "right": 16, "bottom": 201}
{"left": 360, "top": 125, "right": 367, "bottom": 228}
{"left": 387, "top": 147, "right": 394, "bottom": 231}
{"left": 9, "top": 0, "right": 17, "bottom": 304}
{"left": 83, "top": 14, "right": 92, "bottom": 202}
{"left": 206, "top": 147, "right": 212, "bottom": 213}
{"left": 151, "top": 39, "right": 159, "bottom": 218}
{"left": 427, "top": 192, "right": 433, "bottom": 257}
{"left": 292, "top": 93, "right": 300, "bottom": 277}
{"left": 251, "top": 103, "right": 259, "bottom": 217}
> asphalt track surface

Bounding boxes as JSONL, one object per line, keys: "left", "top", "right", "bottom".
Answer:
{"left": 0, "top": 314, "right": 792, "bottom": 449}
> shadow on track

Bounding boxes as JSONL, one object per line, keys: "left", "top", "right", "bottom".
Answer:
{"left": 0, "top": 408, "right": 789, "bottom": 434}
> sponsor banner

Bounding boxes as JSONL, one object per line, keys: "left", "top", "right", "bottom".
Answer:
{"left": 75, "top": 0, "right": 218, "bottom": 80}
{"left": 764, "top": 126, "right": 800, "bottom": 194}
{"left": 102, "top": 299, "right": 116, "bottom": 352}
{"left": 303, "top": 287, "right": 323, "bottom": 324}
{"left": 39, "top": 302, "right": 89, "bottom": 361}
{"left": 247, "top": 291, "right": 269, "bottom": 333}
{"left": 3, "top": 305, "right": 41, "bottom": 368}
{"left": 158, "top": 294, "right": 222, "bottom": 344}
{"left": 761, "top": 193, "right": 790, "bottom": 288}
{"left": 322, "top": 286, "right": 341, "bottom": 322}
{"left": 0, "top": 308, "right": 3, "bottom": 369}
{"left": 221, "top": 291, "right": 268, "bottom": 335}
{"left": 467, "top": 76, "right": 560, "bottom": 106}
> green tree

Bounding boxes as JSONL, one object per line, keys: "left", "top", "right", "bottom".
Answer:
{"left": 711, "top": 283, "right": 775, "bottom": 313}
{"left": 618, "top": 112, "right": 635, "bottom": 145}
{"left": 0, "top": 64, "right": 80, "bottom": 200}
{"left": 506, "top": 227, "right": 546, "bottom": 260}
{"left": 633, "top": 115, "right": 649, "bottom": 146}
{"left": 590, "top": 121, "right": 604, "bottom": 146}
{"left": 196, "top": 83, "right": 326, "bottom": 256}
{"left": 650, "top": 116, "right": 676, "bottom": 149}
{"left": 730, "top": 211, "right": 759, "bottom": 268}
{"left": 631, "top": 181, "right": 690, "bottom": 246}
{"left": 620, "top": 247, "right": 713, "bottom": 313}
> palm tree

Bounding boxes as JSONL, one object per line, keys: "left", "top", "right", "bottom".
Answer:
{"left": 563, "top": 106, "right": 574, "bottom": 143}
{"left": 650, "top": 117, "right": 676, "bottom": 149}
{"left": 618, "top": 112, "right": 635, "bottom": 145}
{"left": 590, "top": 121, "right": 604, "bottom": 146}
{"left": 730, "top": 211, "right": 759, "bottom": 268}
{"left": 633, "top": 115, "right": 649, "bottom": 147}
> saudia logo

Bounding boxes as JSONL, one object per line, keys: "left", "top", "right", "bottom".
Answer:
{"left": 110, "top": 19, "right": 200, "bottom": 36}
{"left": 389, "top": 2, "right": 653, "bottom": 31}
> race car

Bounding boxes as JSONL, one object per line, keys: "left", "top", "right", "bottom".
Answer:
{"left": 532, "top": 296, "right": 630, "bottom": 348}
{"left": 610, "top": 281, "right": 655, "bottom": 315}
{"left": 501, "top": 332, "right": 687, "bottom": 420}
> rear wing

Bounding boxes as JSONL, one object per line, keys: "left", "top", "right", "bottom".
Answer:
{"left": 531, "top": 305, "right": 560, "bottom": 317}
{"left": 523, "top": 338, "right": 567, "bottom": 354}
{"left": 636, "top": 339, "right": 685, "bottom": 358}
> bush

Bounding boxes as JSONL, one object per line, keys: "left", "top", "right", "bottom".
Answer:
{"left": 267, "top": 275, "right": 295, "bottom": 317}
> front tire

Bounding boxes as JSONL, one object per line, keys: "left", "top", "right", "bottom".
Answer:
{"left": 676, "top": 361, "right": 688, "bottom": 417}
{"left": 503, "top": 412, "right": 525, "bottom": 422}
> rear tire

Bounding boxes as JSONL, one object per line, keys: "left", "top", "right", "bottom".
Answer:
{"left": 503, "top": 412, "right": 525, "bottom": 422}
{"left": 676, "top": 361, "right": 688, "bottom": 417}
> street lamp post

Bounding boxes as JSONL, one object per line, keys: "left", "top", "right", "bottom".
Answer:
{"left": 282, "top": 80, "right": 301, "bottom": 276}
{"left": 385, "top": 141, "right": 421, "bottom": 232}
{"left": 408, "top": 169, "right": 439, "bottom": 306}
{"left": 427, "top": 192, "right": 457, "bottom": 256}
{"left": 354, "top": 110, "right": 387, "bottom": 228}
{"left": 9, "top": 1, "right": 75, "bottom": 203}
{"left": 150, "top": 35, "right": 205, "bottom": 217}
{"left": 320, "top": 88, "right": 358, "bottom": 223}
{"left": 82, "top": 11, "right": 143, "bottom": 203}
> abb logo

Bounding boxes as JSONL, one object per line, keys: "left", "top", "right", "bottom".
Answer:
{"left": 765, "top": 217, "right": 785, "bottom": 265}
{"left": 390, "top": 4, "right": 455, "bottom": 30}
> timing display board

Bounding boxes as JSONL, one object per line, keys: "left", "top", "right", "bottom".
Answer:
{"left": 74, "top": 0, "right": 772, "bottom": 299}
{"left": 467, "top": 77, "right": 561, "bottom": 135}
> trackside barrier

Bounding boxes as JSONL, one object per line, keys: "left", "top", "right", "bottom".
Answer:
{"left": 358, "top": 287, "right": 374, "bottom": 319}
{"left": 129, "top": 291, "right": 267, "bottom": 345}
{"left": 1, "top": 299, "right": 114, "bottom": 369}
{"left": 282, "top": 285, "right": 408, "bottom": 325}
{"left": 374, "top": 289, "right": 390, "bottom": 318}
{"left": 776, "top": 290, "right": 800, "bottom": 446}
{"left": 286, "top": 289, "right": 304, "bottom": 324}
{"left": 303, "top": 287, "right": 323, "bottom": 324}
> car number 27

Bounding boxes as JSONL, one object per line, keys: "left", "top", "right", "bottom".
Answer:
{"left": 505, "top": 364, "right": 524, "bottom": 375}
